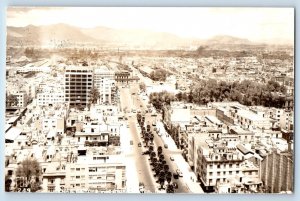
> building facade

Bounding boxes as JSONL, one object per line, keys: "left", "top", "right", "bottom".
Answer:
{"left": 64, "top": 67, "right": 93, "bottom": 107}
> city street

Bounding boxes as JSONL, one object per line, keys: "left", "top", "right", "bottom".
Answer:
{"left": 119, "top": 86, "right": 157, "bottom": 193}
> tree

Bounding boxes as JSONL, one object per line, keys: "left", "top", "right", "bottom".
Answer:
{"left": 166, "top": 184, "right": 175, "bottom": 193}
{"left": 158, "top": 171, "right": 166, "bottom": 189}
{"left": 157, "top": 146, "right": 163, "bottom": 156}
{"left": 149, "top": 133, "right": 154, "bottom": 145}
{"left": 6, "top": 94, "right": 18, "bottom": 107}
{"left": 166, "top": 171, "right": 172, "bottom": 184}
{"left": 15, "top": 158, "right": 42, "bottom": 192}
{"left": 139, "top": 82, "right": 146, "bottom": 92}
{"left": 89, "top": 88, "right": 100, "bottom": 105}
{"left": 5, "top": 175, "right": 12, "bottom": 192}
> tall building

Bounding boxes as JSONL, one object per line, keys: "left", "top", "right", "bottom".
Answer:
{"left": 64, "top": 66, "right": 93, "bottom": 107}
{"left": 260, "top": 150, "right": 293, "bottom": 193}
{"left": 94, "top": 68, "right": 116, "bottom": 104}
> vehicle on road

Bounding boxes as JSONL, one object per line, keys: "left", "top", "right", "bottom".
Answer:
{"left": 173, "top": 182, "right": 178, "bottom": 189}
{"left": 139, "top": 182, "right": 145, "bottom": 193}
{"left": 138, "top": 142, "right": 142, "bottom": 147}
{"left": 142, "top": 150, "right": 150, "bottom": 155}
{"left": 152, "top": 122, "right": 156, "bottom": 126}
{"left": 170, "top": 156, "right": 174, "bottom": 161}
{"left": 176, "top": 169, "right": 183, "bottom": 177}
{"left": 130, "top": 140, "right": 133, "bottom": 145}
{"left": 164, "top": 144, "right": 168, "bottom": 149}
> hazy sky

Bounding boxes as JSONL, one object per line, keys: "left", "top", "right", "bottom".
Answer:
{"left": 7, "top": 7, "right": 294, "bottom": 42}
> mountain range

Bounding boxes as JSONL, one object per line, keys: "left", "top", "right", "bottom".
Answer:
{"left": 6, "top": 23, "right": 291, "bottom": 49}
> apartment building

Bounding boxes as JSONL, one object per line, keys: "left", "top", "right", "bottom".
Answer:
{"left": 37, "top": 85, "right": 65, "bottom": 106}
{"left": 11, "top": 91, "right": 27, "bottom": 108}
{"left": 196, "top": 137, "right": 245, "bottom": 192}
{"left": 65, "top": 154, "right": 126, "bottom": 192}
{"left": 64, "top": 66, "right": 93, "bottom": 107}
{"left": 94, "top": 68, "right": 116, "bottom": 105}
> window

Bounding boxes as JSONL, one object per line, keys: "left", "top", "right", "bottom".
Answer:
{"left": 229, "top": 164, "right": 232, "bottom": 168}
{"left": 217, "top": 164, "right": 220, "bottom": 169}
{"left": 76, "top": 176, "right": 80, "bottom": 179}
{"left": 217, "top": 172, "right": 221, "bottom": 176}
{"left": 48, "top": 186, "right": 54, "bottom": 192}
{"left": 229, "top": 171, "right": 232, "bottom": 175}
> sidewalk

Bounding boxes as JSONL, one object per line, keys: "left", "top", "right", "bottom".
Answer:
{"left": 120, "top": 124, "right": 139, "bottom": 193}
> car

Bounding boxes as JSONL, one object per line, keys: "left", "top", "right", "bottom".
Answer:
{"left": 170, "top": 156, "right": 174, "bottom": 161}
{"left": 173, "top": 182, "right": 178, "bottom": 189}
{"left": 164, "top": 144, "right": 168, "bottom": 149}
{"left": 142, "top": 150, "right": 150, "bottom": 155}
{"left": 138, "top": 142, "right": 142, "bottom": 147}
{"left": 139, "top": 182, "right": 145, "bottom": 193}
{"left": 173, "top": 173, "right": 179, "bottom": 179}
{"left": 176, "top": 169, "right": 183, "bottom": 177}
{"left": 152, "top": 122, "right": 156, "bottom": 127}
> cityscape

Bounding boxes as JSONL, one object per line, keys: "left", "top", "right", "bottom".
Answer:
{"left": 5, "top": 7, "right": 294, "bottom": 194}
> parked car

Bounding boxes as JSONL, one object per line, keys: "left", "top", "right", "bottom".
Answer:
{"left": 138, "top": 142, "right": 142, "bottom": 147}
{"left": 164, "top": 144, "right": 168, "bottom": 149}
{"left": 173, "top": 182, "right": 178, "bottom": 189}
{"left": 170, "top": 156, "right": 174, "bottom": 161}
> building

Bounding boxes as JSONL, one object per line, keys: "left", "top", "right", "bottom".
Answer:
{"left": 36, "top": 85, "right": 65, "bottom": 106}
{"left": 65, "top": 153, "right": 126, "bottom": 192}
{"left": 94, "top": 68, "right": 116, "bottom": 104}
{"left": 64, "top": 66, "right": 93, "bottom": 107}
{"left": 11, "top": 91, "right": 28, "bottom": 108}
{"left": 260, "top": 150, "right": 293, "bottom": 193}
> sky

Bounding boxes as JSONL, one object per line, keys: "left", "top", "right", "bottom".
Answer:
{"left": 7, "top": 7, "right": 294, "bottom": 43}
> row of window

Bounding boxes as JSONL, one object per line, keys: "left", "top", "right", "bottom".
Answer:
{"left": 209, "top": 170, "right": 239, "bottom": 176}
{"left": 209, "top": 163, "right": 240, "bottom": 169}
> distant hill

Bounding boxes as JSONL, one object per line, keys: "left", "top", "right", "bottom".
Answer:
{"left": 204, "top": 35, "right": 253, "bottom": 45}
{"left": 7, "top": 24, "right": 291, "bottom": 49}
{"left": 7, "top": 23, "right": 96, "bottom": 47}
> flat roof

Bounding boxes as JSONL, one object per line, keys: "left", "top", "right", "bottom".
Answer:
{"left": 5, "top": 127, "right": 22, "bottom": 141}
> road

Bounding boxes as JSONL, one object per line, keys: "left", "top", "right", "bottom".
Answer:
{"left": 128, "top": 85, "right": 191, "bottom": 193}
{"left": 119, "top": 85, "right": 157, "bottom": 193}
{"left": 119, "top": 72, "right": 204, "bottom": 193}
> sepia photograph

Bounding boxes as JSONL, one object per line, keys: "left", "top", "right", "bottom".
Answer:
{"left": 5, "top": 7, "right": 294, "bottom": 194}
